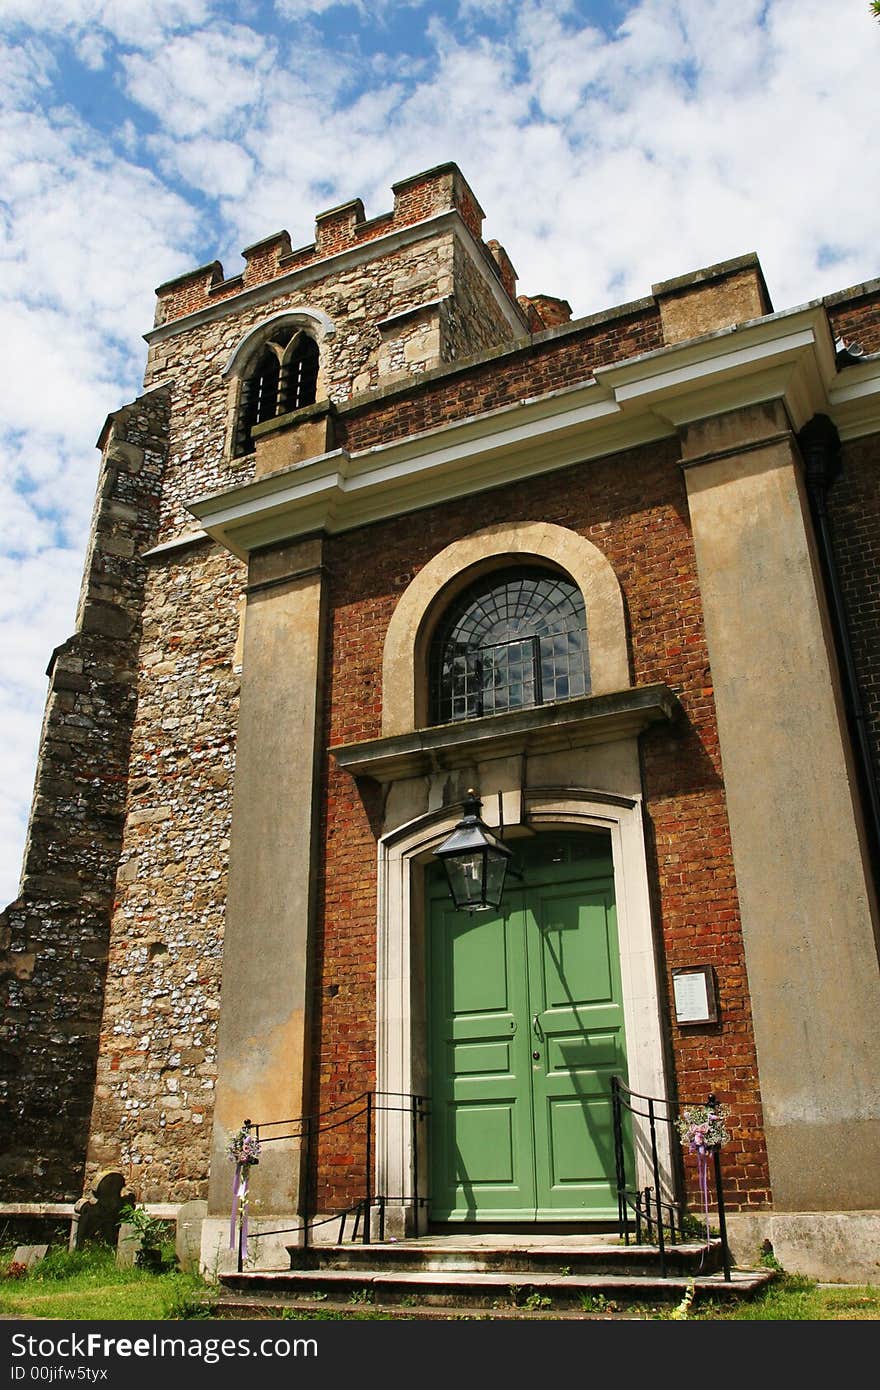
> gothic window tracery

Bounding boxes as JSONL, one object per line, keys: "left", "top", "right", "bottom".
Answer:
{"left": 428, "top": 566, "right": 590, "bottom": 725}
{"left": 234, "top": 327, "right": 319, "bottom": 456}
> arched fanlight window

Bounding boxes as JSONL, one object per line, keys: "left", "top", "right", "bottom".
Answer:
{"left": 235, "top": 328, "right": 319, "bottom": 456}
{"left": 429, "top": 567, "right": 590, "bottom": 725}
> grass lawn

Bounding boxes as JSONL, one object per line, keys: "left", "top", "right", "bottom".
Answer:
{"left": 692, "top": 1274, "right": 880, "bottom": 1321}
{"left": 0, "top": 1246, "right": 207, "bottom": 1321}
{"left": 1, "top": 1247, "right": 878, "bottom": 1321}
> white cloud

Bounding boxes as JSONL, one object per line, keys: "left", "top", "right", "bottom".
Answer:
{"left": 149, "top": 134, "right": 255, "bottom": 200}
{"left": 121, "top": 25, "right": 276, "bottom": 137}
{"left": 0, "top": 106, "right": 199, "bottom": 336}
{"left": 274, "top": 0, "right": 360, "bottom": 16}
{"left": 74, "top": 27, "right": 109, "bottom": 68}
{"left": 0, "top": 35, "right": 205, "bottom": 902}
{"left": 0, "top": 0, "right": 213, "bottom": 51}
{"left": 0, "top": 541, "right": 86, "bottom": 904}
{"left": 273, "top": 0, "right": 428, "bottom": 17}
{"left": 0, "top": 307, "right": 119, "bottom": 443}
{"left": 0, "top": 35, "right": 57, "bottom": 105}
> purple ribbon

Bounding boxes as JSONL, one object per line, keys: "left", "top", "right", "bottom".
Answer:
{"left": 229, "top": 1162, "right": 250, "bottom": 1257}
{"left": 696, "top": 1145, "right": 710, "bottom": 1247}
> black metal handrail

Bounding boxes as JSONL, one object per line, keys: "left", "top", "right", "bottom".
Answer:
{"left": 233, "top": 1090, "right": 429, "bottom": 1270}
{"left": 611, "top": 1076, "right": 731, "bottom": 1281}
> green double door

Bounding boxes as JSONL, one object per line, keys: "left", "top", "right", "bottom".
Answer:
{"left": 427, "top": 833, "right": 629, "bottom": 1223}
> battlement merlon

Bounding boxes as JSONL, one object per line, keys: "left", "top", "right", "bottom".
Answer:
{"left": 153, "top": 163, "right": 509, "bottom": 328}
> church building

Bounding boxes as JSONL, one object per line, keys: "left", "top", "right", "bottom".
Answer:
{"left": 2, "top": 163, "right": 878, "bottom": 1283}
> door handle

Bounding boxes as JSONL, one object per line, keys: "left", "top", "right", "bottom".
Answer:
{"left": 532, "top": 1013, "right": 542, "bottom": 1039}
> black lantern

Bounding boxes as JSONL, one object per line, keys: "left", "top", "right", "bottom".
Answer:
{"left": 433, "top": 790, "right": 513, "bottom": 913}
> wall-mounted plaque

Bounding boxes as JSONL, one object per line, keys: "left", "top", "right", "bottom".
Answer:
{"left": 672, "top": 965, "right": 718, "bottom": 1025}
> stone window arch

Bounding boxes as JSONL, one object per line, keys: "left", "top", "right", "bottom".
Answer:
{"left": 381, "top": 521, "right": 630, "bottom": 737}
{"left": 223, "top": 308, "right": 335, "bottom": 459}
{"left": 428, "top": 564, "right": 589, "bottom": 724}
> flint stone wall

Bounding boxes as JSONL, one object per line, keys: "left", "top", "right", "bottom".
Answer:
{"left": 83, "top": 540, "right": 244, "bottom": 1200}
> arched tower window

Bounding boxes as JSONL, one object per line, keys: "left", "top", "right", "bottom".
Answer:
{"left": 429, "top": 566, "right": 590, "bottom": 725}
{"left": 234, "top": 328, "right": 320, "bottom": 456}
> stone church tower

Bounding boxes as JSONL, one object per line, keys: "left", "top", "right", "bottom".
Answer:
{"left": 2, "top": 163, "right": 879, "bottom": 1282}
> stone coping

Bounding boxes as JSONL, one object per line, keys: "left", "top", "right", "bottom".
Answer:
{"left": 0, "top": 1201, "right": 180, "bottom": 1220}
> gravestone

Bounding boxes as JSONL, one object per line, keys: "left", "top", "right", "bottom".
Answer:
{"left": 72, "top": 1171, "right": 135, "bottom": 1249}
{"left": 115, "top": 1221, "right": 138, "bottom": 1268}
{"left": 12, "top": 1245, "right": 48, "bottom": 1270}
{"left": 175, "top": 1200, "right": 207, "bottom": 1273}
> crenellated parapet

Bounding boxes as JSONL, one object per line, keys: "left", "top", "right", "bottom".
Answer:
{"left": 154, "top": 163, "right": 502, "bottom": 328}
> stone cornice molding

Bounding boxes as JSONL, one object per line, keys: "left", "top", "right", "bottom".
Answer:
{"left": 187, "top": 302, "right": 880, "bottom": 559}
{"left": 330, "top": 684, "right": 680, "bottom": 784}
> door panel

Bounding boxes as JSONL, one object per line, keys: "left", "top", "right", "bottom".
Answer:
{"left": 428, "top": 834, "right": 630, "bottom": 1223}
{"left": 529, "top": 880, "right": 626, "bottom": 1217}
{"left": 428, "top": 896, "right": 536, "bottom": 1220}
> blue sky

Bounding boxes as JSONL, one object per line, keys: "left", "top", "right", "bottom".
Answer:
{"left": 0, "top": 0, "right": 878, "bottom": 903}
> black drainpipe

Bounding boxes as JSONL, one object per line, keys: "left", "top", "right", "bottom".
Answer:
{"left": 798, "top": 413, "right": 880, "bottom": 888}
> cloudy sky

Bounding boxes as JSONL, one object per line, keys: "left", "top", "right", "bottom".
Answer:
{"left": 0, "top": 0, "right": 878, "bottom": 904}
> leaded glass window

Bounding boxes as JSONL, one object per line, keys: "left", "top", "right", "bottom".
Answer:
{"left": 429, "top": 567, "right": 589, "bottom": 725}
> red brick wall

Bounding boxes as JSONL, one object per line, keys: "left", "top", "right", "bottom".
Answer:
{"left": 312, "top": 435, "right": 771, "bottom": 1214}
{"left": 334, "top": 306, "right": 664, "bottom": 456}
{"left": 243, "top": 234, "right": 293, "bottom": 288}
{"left": 828, "top": 435, "right": 880, "bottom": 793}
{"left": 827, "top": 287, "right": 880, "bottom": 355}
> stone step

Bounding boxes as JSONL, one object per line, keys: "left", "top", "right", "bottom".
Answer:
{"left": 285, "top": 1238, "right": 724, "bottom": 1278}
{"left": 210, "top": 1294, "right": 653, "bottom": 1321}
{"left": 217, "top": 1264, "right": 773, "bottom": 1313}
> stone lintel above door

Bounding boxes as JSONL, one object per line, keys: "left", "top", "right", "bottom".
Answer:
{"left": 331, "top": 683, "right": 680, "bottom": 784}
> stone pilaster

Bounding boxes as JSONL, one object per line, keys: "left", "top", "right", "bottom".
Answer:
{"left": 682, "top": 401, "right": 880, "bottom": 1210}
{"left": 205, "top": 536, "right": 328, "bottom": 1228}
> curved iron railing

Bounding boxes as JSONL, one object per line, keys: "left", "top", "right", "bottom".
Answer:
{"left": 232, "top": 1090, "right": 429, "bottom": 1270}
{"left": 611, "top": 1076, "right": 731, "bottom": 1280}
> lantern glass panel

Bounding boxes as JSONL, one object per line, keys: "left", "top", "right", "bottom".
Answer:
{"left": 443, "top": 851, "right": 489, "bottom": 911}
{"left": 482, "top": 851, "right": 508, "bottom": 909}
{"left": 442, "top": 846, "right": 510, "bottom": 912}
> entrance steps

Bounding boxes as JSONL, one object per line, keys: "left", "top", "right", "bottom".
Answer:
{"left": 213, "top": 1235, "right": 774, "bottom": 1318}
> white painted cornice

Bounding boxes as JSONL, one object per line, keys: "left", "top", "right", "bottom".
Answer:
{"left": 827, "top": 355, "right": 880, "bottom": 440}
{"left": 187, "top": 301, "right": 880, "bottom": 560}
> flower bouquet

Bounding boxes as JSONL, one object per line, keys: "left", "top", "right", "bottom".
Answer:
{"left": 676, "top": 1101, "right": 730, "bottom": 1247}
{"left": 227, "top": 1125, "right": 261, "bottom": 1167}
{"left": 676, "top": 1102, "right": 730, "bottom": 1155}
